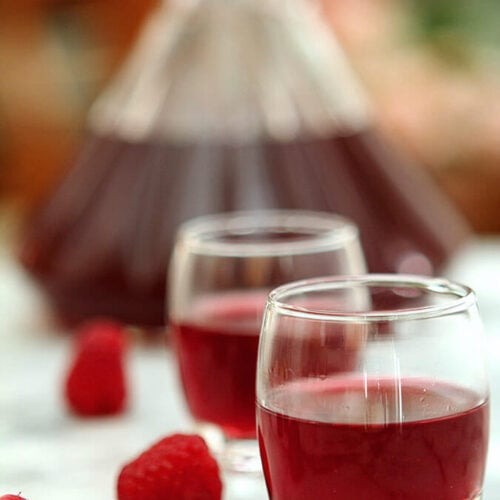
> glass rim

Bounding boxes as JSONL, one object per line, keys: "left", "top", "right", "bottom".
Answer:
{"left": 267, "top": 274, "right": 477, "bottom": 322}
{"left": 175, "top": 210, "right": 359, "bottom": 257}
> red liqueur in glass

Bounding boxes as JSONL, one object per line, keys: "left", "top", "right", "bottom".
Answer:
{"left": 257, "top": 377, "right": 489, "bottom": 500}
{"left": 171, "top": 297, "right": 262, "bottom": 439}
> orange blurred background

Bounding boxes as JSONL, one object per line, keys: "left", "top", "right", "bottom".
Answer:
{"left": 1, "top": 0, "right": 499, "bottom": 231}
{"left": 0, "top": 0, "right": 156, "bottom": 213}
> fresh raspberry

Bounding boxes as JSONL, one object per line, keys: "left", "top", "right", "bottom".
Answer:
{"left": 0, "top": 495, "right": 27, "bottom": 500}
{"left": 64, "top": 319, "right": 128, "bottom": 416}
{"left": 117, "top": 434, "right": 222, "bottom": 500}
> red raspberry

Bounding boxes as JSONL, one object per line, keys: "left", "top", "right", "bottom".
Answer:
{"left": 0, "top": 495, "right": 27, "bottom": 500}
{"left": 117, "top": 434, "right": 222, "bottom": 500}
{"left": 64, "top": 319, "right": 128, "bottom": 416}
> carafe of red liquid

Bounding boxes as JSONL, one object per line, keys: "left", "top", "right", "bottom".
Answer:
{"left": 19, "top": 0, "right": 469, "bottom": 327}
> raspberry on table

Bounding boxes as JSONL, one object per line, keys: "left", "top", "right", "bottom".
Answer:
{"left": 64, "top": 318, "right": 128, "bottom": 416}
{"left": 117, "top": 434, "right": 223, "bottom": 500}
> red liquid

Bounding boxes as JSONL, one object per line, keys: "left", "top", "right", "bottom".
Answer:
{"left": 171, "top": 294, "right": 264, "bottom": 439}
{"left": 19, "top": 129, "right": 468, "bottom": 326}
{"left": 172, "top": 294, "right": 362, "bottom": 439}
{"left": 257, "top": 378, "right": 489, "bottom": 500}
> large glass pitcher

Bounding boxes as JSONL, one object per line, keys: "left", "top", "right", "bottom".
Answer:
{"left": 19, "top": 0, "right": 469, "bottom": 327}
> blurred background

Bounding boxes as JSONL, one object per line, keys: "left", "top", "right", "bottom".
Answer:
{"left": 1, "top": 0, "right": 499, "bottom": 231}
{"left": 0, "top": 0, "right": 156, "bottom": 221}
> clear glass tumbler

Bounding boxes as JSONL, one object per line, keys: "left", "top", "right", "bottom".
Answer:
{"left": 257, "top": 275, "right": 490, "bottom": 499}
{"left": 168, "top": 210, "right": 366, "bottom": 472}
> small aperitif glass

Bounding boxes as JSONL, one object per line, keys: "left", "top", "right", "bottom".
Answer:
{"left": 257, "top": 275, "right": 489, "bottom": 499}
{"left": 168, "top": 210, "right": 366, "bottom": 472}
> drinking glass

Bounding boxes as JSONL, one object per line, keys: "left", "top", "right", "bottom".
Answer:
{"left": 168, "top": 210, "right": 366, "bottom": 472}
{"left": 257, "top": 275, "right": 489, "bottom": 500}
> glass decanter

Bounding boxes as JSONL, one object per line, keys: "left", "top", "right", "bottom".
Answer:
{"left": 19, "top": 0, "right": 469, "bottom": 327}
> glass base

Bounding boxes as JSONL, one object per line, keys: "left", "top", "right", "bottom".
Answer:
{"left": 195, "top": 422, "right": 262, "bottom": 474}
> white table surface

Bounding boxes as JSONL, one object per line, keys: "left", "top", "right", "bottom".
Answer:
{"left": 1, "top": 236, "right": 500, "bottom": 499}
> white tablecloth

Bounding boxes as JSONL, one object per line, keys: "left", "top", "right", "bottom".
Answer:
{"left": 1, "top": 237, "right": 499, "bottom": 499}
